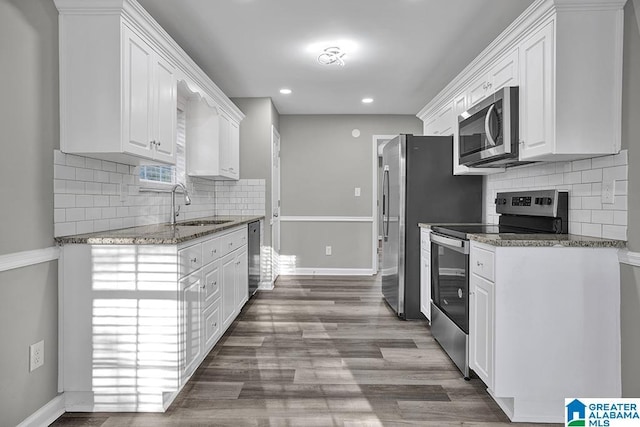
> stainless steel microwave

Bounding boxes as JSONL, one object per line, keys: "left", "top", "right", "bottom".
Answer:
{"left": 458, "top": 86, "right": 528, "bottom": 168}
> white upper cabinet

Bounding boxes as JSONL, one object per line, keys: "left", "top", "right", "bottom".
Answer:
{"left": 423, "top": 101, "right": 454, "bottom": 136}
{"left": 55, "top": 0, "right": 244, "bottom": 166}
{"left": 417, "top": 0, "right": 625, "bottom": 173}
{"left": 122, "top": 25, "right": 176, "bottom": 164}
{"left": 186, "top": 97, "right": 240, "bottom": 180}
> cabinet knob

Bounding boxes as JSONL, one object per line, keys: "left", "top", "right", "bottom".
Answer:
{"left": 477, "top": 261, "right": 483, "bottom": 267}
{"left": 213, "top": 281, "right": 217, "bottom": 286}
{"left": 201, "top": 284, "right": 206, "bottom": 289}
{"left": 150, "top": 140, "right": 156, "bottom": 146}
{"left": 211, "top": 249, "right": 217, "bottom": 255}
{"left": 191, "top": 257, "right": 198, "bottom": 263}
{"left": 156, "top": 141, "right": 161, "bottom": 147}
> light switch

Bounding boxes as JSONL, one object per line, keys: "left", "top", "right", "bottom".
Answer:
{"left": 355, "top": 187, "right": 361, "bottom": 197}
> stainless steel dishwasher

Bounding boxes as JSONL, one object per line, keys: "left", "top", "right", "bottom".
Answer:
{"left": 248, "top": 220, "right": 260, "bottom": 297}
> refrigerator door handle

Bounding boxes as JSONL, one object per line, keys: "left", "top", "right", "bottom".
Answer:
{"left": 383, "top": 167, "right": 390, "bottom": 239}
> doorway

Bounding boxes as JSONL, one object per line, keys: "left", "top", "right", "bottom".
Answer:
{"left": 271, "top": 125, "right": 281, "bottom": 283}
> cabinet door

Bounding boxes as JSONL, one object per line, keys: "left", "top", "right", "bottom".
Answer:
{"left": 235, "top": 247, "right": 249, "bottom": 312}
{"left": 122, "top": 27, "right": 154, "bottom": 158}
{"left": 221, "top": 252, "right": 237, "bottom": 329}
{"left": 228, "top": 120, "right": 240, "bottom": 179}
{"left": 202, "top": 260, "right": 221, "bottom": 308}
{"left": 467, "top": 74, "right": 490, "bottom": 108}
{"left": 519, "top": 20, "right": 555, "bottom": 160}
{"left": 203, "top": 299, "right": 221, "bottom": 352}
{"left": 489, "top": 49, "right": 519, "bottom": 91}
{"left": 152, "top": 54, "right": 176, "bottom": 163}
{"left": 469, "top": 273, "right": 494, "bottom": 389}
{"left": 218, "top": 113, "right": 231, "bottom": 174}
{"left": 180, "top": 272, "right": 202, "bottom": 378}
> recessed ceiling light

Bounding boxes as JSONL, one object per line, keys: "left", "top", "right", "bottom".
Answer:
{"left": 362, "top": 98, "right": 374, "bottom": 104}
{"left": 280, "top": 88, "right": 292, "bottom": 95}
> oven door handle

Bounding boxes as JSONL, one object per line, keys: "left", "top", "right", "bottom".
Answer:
{"left": 431, "top": 233, "right": 469, "bottom": 255}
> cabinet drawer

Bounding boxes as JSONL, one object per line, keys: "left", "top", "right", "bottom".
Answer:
{"left": 179, "top": 243, "right": 202, "bottom": 277}
{"left": 203, "top": 299, "right": 221, "bottom": 352}
{"left": 220, "top": 228, "right": 248, "bottom": 256}
{"left": 202, "top": 260, "right": 221, "bottom": 308}
{"left": 471, "top": 247, "right": 495, "bottom": 282}
{"left": 202, "top": 237, "right": 221, "bottom": 265}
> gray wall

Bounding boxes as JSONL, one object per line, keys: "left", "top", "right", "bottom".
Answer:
{"left": 621, "top": 0, "right": 640, "bottom": 397}
{"left": 278, "top": 115, "right": 421, "bottom": 270}
{"left": 233, "top": 97, "right": 280, "bottom": 247}
{"left": 0, "top": 0, "right": 60, "bottom": 425}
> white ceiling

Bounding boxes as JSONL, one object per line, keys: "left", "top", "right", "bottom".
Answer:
{"left": 137, "top": 0, "right": 535, "bottom": 115}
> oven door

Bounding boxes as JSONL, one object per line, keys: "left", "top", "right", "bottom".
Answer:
{"left": 430, "top": 233, "right": 469, "bottom": 333}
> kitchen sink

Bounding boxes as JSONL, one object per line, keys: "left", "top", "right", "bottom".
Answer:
{"left": 177, "top": 219, "right": 234, "bottom": 227}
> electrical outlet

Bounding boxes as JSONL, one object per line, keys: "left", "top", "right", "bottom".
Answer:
{"left": 325, "top": 246, "right": 332, "bottom": 256}
{"left": 30, "top": 340, "right": 44, "bottom": 372}
{"left": 354, "top": 187, "right": 361, "bottom": 197}
{"left": 602, "top": 180, "right": 615, "bottom": 204}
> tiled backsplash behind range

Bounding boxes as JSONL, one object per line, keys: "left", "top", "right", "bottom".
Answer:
{"left": 53, "top": 150, "right": 265, "bottom": 237}
{"left": 484, "top": 150, "right": 628, "bottom": 240}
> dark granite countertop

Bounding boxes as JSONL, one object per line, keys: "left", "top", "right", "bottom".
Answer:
{"left": 418, "top": 223, "right": 625, "bottom": 248}
{"left": 55, "top": 215, "right": 264, "bottom": 245}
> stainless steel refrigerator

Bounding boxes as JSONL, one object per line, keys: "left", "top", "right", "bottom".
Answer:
{"left": 381, "top": 134, "right": 482, "bottom": 319}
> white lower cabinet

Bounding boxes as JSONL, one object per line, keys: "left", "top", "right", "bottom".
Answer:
{"left": 419, "top": 228, "right": 431, "bottom": 321}
{"left": 59, "top": 225, "right": 249, "bottom": 413}
{"left": 468, "top": 241, "right": 621, "bottom": 423}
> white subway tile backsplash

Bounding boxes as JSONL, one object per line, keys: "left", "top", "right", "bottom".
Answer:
{"left": 592, "top": 155, "right": 614, "bottom": 169}
{"left": 76, "top": 195, "right": 94, "bottom": 208}
{"left": 102, "top": 161, "right": 117, "bottom": 172}
{"left": 86, "top": 207, "right": 102, "bottom": 220}
{"left": 54, "top": 164, "right": 76, "bottom": 180}
{"left": 53, "top": 150, "right": 267, "bottom": 237}
{"left": 591, "top": 210, "right": 614, "bottom": 225}
{"left": 582, "top": 223, "right": 602, "bottom": 238}
{"left": 603, "top": 165, "right": 627, "bottom": 182}
{"left": 66, "top": 154, "right": 85, "bottom": 168}
{"left": 614, "top": 211, "right": 628, "bottom": 226}
{"left": 602, "top": 225, "right": 626, "bottom": 241}
{"left": 572, "top": 158, "right": 592, "bottom": 171}
{"left": 75, "top": 168, "right": 94, "bottom": 182}
{"left": 55, "top": 194, "right": 75, "bottom": 208}
{"left": 54, "top": 150, "right": 66, "bottom": 165}
{"left": 66, "top": 208, "right": 85, "bottom": 222}
{"left": 581, "top": 169, "right": 602, "bottom": 183}
{"left": 485, "top": 150, "right": 627, "bottom": 240}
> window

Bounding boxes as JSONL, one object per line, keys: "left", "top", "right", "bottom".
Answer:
{"left": 139, "top": 106, "right": 186, "bottom": 187}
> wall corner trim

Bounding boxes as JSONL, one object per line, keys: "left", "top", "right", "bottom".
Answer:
{"left": 618, "top": 249, "right": 640, "bottom": 267}
{"left": 0, "top": 246, "right": 60, "bottom": 273}
{"left": 16, "top": 394, "right": 65, "bottom": 427}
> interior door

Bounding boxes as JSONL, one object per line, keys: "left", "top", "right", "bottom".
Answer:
{"left": 271, "top": 125, "right": 281, "bottom": 281}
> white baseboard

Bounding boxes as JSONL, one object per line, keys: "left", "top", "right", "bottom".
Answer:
{"left": 280, "top": 267, "right": 376, "bottom": 276}
{"left": 619, "top": 249, "right": 640, "bottom": 267}
{"left": 17, "top": 394, "right": 65, "bottom": 427}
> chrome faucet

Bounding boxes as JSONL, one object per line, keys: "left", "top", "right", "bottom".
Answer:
{"left": 170, "top": 183, "right": 192, "bottom": 225}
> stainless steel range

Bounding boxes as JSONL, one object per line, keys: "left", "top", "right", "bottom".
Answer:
{"left": 429, "top": 189, "right": 568, "bottom": 379}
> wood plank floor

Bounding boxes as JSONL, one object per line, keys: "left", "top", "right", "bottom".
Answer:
{"left": 52, "top": 276, "right": 561, "bottom": 426}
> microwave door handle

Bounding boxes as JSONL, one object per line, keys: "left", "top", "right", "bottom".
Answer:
{"left": 431, "top": 233, "right": 469, "bottom": 255}
{"left": 484, "top": 104, "right": 497, "bottom": 147}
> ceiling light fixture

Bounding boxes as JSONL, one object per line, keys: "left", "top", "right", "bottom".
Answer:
{"left": 317, "top": 47, "right": 346, "bottom": 66}
{"left": 362, "top": 98, "right": 374, "bottom": 104}
{"left": 279, "top": 88, "right": 292, "bottom": 94}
